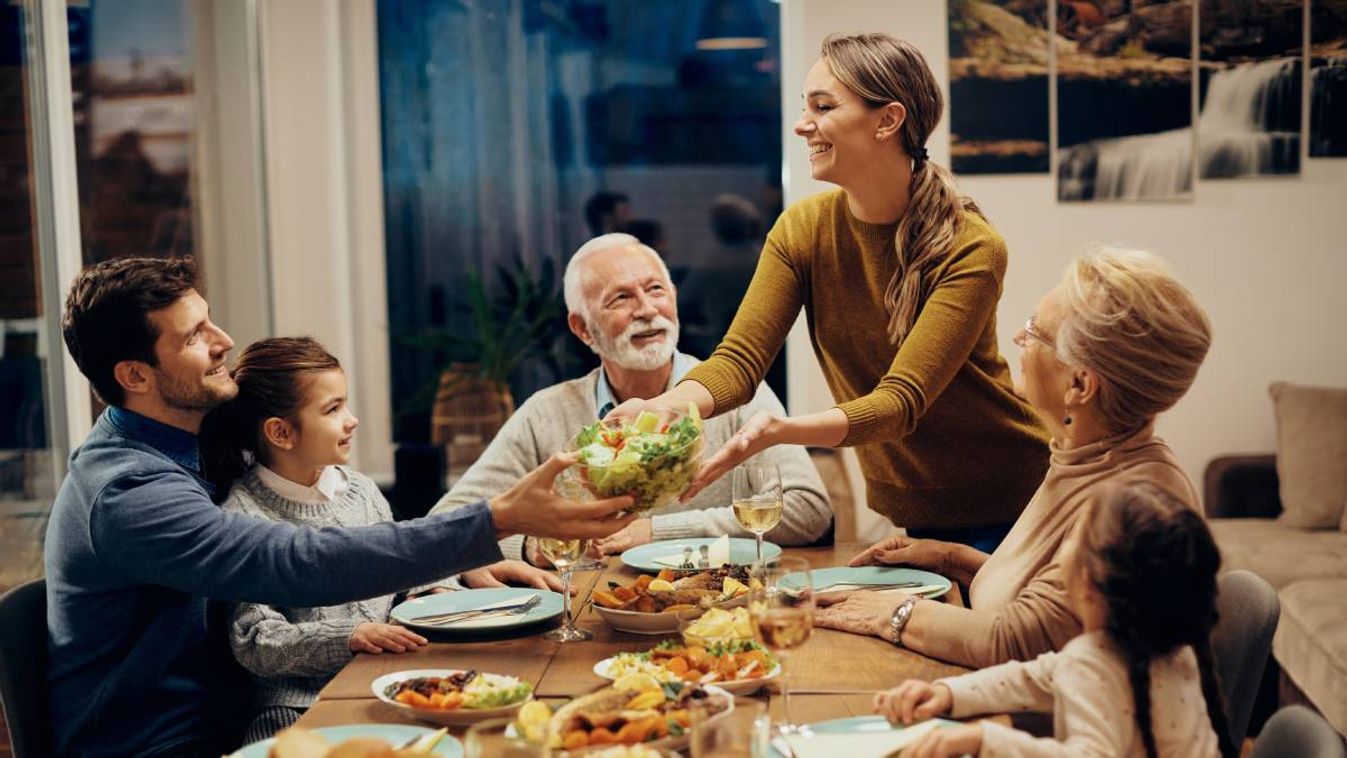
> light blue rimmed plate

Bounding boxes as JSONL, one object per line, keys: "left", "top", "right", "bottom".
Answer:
{"left": 778, "top": 566, "right": 952, "bottom": 599}
{"left": 390, "top": 587, "right": 563, "bottom": 634}
{"left": 231, "top": 724, "right": 463, "bottom": 757}
{"left": 619, "top": 537, "right": 782, "bottom": 573}
{"left": 768, "top": 716, "right": 961, "bottom": 757}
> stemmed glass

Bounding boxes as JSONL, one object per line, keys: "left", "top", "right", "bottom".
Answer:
{"left": 748, "top": 556, "right": 813, "bottom": 734}
{"left": 733, "top": 464, "right": 783, "bottom": 563}
{"left": 539, "top": 469, "right": 595, "bottom": 643}
{"left": 539, "top": 532, "right": 591, "bottom": 643}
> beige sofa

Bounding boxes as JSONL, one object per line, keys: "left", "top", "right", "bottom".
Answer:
{"left": 1205, "top": 382, "right": 1347, "bottom": 736}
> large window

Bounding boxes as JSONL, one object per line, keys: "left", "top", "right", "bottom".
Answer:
{"left": 377, "top": 0, "right": 785, "bottom": 446}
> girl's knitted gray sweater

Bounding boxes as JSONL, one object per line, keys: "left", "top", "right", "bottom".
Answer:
{"left": 222, "top": 466, "right": 400, "bottom": 711}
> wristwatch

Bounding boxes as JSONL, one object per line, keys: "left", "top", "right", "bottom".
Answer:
{"left": 888, "top": 595, "right": 921, "bottom": 647}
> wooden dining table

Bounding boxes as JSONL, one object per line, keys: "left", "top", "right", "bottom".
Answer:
{"left": 294, "top": 542, "right": 1006, "bottom": 740}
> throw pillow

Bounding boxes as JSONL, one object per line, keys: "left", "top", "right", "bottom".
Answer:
{"left": 1270, "top": 382, "right": 1347, "bottom": 529}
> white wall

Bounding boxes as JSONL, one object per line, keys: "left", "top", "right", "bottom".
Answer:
{"left": 256, "top": 0, "right": 395, "bottom": 480}
{"left": 781, "top": 0, "right": 1347, "bottom": 523}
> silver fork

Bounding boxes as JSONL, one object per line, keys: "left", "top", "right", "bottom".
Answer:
{"left": 412, "top": 594, "right": 542, "bottom": 626}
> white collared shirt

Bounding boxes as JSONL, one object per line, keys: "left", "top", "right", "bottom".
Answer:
{"left": 254, "top": 464, "right": 350, "bottom": 505}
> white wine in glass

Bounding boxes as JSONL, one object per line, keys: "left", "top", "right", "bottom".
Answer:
{"left": 749, "top": 555, "right": 814, "bottom": 734}
{"left": 733, "top": 465, "right": 782, "bottom": 563}
{"left": 537, "top": 538, "right": 583, "bottom": 571}
{"left": 539, "top": 537, "right": 592, "bottom": 643}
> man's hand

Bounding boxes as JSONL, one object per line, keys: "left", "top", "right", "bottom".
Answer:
{"left": 461, "top": 559, "right": 567, "bottom": 592}
{"left": 490, "top": 453, "right": 635, "bottom": 540}
{"left": 681, "top": 411, "right": 782, "bottom": 502}
{"left": 348, "top": 622, "right": 427, "bottom": 654}
{"left": 848, "top": 535, "right": 948, "bottom": 573}
{"left": 592, "top": 518, "right": 654, "bottom": 555}
{"left": 904, "top": 723, "right": 983, "bottom": 758}
{"left": 874, "top": 680, "right": 953, "bottom": 725}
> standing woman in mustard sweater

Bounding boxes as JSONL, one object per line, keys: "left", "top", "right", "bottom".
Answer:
{"left": 609, "top": 33, "right": 1049, "bottom": 551}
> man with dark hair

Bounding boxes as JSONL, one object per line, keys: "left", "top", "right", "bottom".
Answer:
{"left": 46, "top": 256, "right": 634, "bottom": 758}
{"left": 582, "top": 190, "right": 632, "bottom": 236}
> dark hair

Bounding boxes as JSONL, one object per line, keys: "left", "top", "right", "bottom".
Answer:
{"left": 1081, "top": 481, "right": 1237, "bottom": 758}
{"left": 709, "top": 194, "right": 762, "bottom": 246}
{"left": 584, "top": 190, "right": 630, "bottom": 235}
{"left": 200, "top": 337, "right": 341, "bottom": 500}
{"left": 615, "top": 219, "right": 664, "bottom": 251}
{"left": 61, "top": 256, "right": 199, "bottom": 406}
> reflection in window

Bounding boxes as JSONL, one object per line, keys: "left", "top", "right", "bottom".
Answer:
{"left": 0, "top": 4, "right": 56, "bottom": 589}
{"left": 377, "top": 0, "right": 784, "bottom": 446}
{"left": 70, "top": 0, "right": 198, "bottom": 265}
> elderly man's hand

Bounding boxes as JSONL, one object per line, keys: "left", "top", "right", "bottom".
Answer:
{"left": 680, "top": 411, "right": 782, "bottom": 502}
{"left": 848, "top": 535, "right": 948, "bottom": 572}
{"left": 461, "top": 559, "right": 567, "bottom": 593}
{"left": 813, "top": 589, "right": 913, "bottom": 640}
{"left": 592, "top": 518, "right": 654, "bottom": 555}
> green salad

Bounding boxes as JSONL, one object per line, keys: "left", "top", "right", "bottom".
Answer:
{"left": 573, "top": 405, "right": 703, "bottom": 514}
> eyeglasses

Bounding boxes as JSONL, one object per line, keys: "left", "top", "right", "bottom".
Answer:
{"left": 1016, "top": 316, "right": 1056, "bottom": 351}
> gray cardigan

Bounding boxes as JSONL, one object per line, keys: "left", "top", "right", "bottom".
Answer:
{"left": 222, "top": 466, "right": 400, "bottom": 710}
{"left": 431, "top": 361, "right": 833, "bottom": 559}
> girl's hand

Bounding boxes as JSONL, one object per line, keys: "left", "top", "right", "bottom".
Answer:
{"left": 348, "top": 622, "right": 427, "bottom": 654}
{"left": 681, "top": 411, "right": 782, "bottom": 502}
{"left": 904, "top": 723, "right": 983, "bottom": 758}
{"left": 874, "top": 680, "right": 953, "bottom": 725}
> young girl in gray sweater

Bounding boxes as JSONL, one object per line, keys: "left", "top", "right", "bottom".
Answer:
{"left": 203, "top": 337, "right": 430, "bottom": 742}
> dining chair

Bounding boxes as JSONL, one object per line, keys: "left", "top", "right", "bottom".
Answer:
{"left": 1251, "top": 705, "right": 1346, "bottom": 758}
{"left": 1211, "top": 569, "right": 1279, "bottom": 747}
{"left": 0, "top": 577, "right": 51, "bottom": 758}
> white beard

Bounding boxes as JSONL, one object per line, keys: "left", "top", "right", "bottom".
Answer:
{"left": 590, "top": 315, "right": 679, "bottom": 371}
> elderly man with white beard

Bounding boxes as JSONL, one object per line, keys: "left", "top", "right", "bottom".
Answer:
{"left": 428, "top": 233, "right": 832, "bottom": 563}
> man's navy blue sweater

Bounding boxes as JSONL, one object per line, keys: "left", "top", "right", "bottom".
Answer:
{"left": 44, "top": 407, "right": 503, "bottom": 757}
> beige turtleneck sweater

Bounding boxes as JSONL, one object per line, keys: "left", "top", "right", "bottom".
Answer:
{"left": 905, "top": 424, "right": 1198, "bottom": 668}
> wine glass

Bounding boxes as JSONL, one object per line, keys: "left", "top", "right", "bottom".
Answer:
{"left": 748, "top": 555, "right": 813, "bottom": 733}
{"left": 555, "top": 468, "right": 606, "bottom": 573}
{"left": 691, "top": 698, "right": 771, "bottom": 757}
{"left": 465, "top": 716, "right": 547, "bottom": 757}
{"left": 539, "top": 533, "right": 592, "bottom": 643}
{"left": 733, "top": 464, "right": 783, "bottom": 563}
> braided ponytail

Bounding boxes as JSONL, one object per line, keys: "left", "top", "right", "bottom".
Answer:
{"left": 1082, "top": 480, "right": 1235, "bottom": 758}
{"left": 820, "top": 33, "right": 982, "bottom": 346}
{"left": 1194, "top": 636, "right": 1239, "bottom": 758}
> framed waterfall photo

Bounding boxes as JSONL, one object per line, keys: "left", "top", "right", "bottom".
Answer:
{"left": 1198, "top": 0, "right": 1305, "bottom": 178}
{"left": 1056, "top": 1, "right": 1196, "bottom": 202}
{"left": 1310, "top": 0, "right": 1347, "bottom": 156}
{"left": 947, "top": 0, "right": 1051, "bottom": 174}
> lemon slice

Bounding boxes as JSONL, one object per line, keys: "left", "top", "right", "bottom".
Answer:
{"left": 647, "top": 579, "right": 675, "bottom": 593}
{"left": 722, "top": 577, "right": 749, "bottom": 597}
{"left": 613, "top": 672, "right": 663, "bottom": 693}
{"left": 516, "top": 701, "right": 552, "bottom": 743}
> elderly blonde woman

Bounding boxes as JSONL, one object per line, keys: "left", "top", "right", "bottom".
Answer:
{"left": 814, "top": 247, "right": 1212, "bottom": 668}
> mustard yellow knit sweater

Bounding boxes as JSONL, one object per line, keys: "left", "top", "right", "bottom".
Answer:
{"left": 683, "top": 189, "right": 1049, "bottom": 529}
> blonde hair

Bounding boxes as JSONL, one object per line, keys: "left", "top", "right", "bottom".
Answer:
{"left": 821, "top": 32, "right": 981, "bottom": 346}
{"left": 1056, "top": 247, "right": 1212, "bottom": 432}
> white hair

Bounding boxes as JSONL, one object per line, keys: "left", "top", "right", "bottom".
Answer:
{"left": 562, "top": 233, "right": 672, "bottom": 320}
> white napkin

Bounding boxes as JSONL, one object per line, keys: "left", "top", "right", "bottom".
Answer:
{"left": 653, "top": 535, "right": 730, "bottom": 568}
{"left": 783, "top": 719, "right": 942, "bottom": 757}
